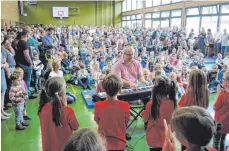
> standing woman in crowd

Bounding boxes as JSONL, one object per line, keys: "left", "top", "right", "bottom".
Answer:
{"left": 39, "top": 77, "right": 79, "bottom": 151}
{"left": 142, "top": 76, "right": 177, "bottom": 151}
{"left": 12, "top": 32, "right": 21, "bottom": 55}
{"left": 1, "top": 53, "right": 11, "bottom": 120}
{"left": 198, "top": 27, "right": 206, "bottom": 55}
{"left": 178, "top": 69, "right": 209, "bottom": 108}
{"left": 2, "top": 36, "right": 17, "bottom": 109}
{"left": 1, "top": 34, "right": 11, "bottom": 120}
{"left": 205, "top": 29, "right": 214, "bottom": 57}
{"left": 1, "top": 36, "right": 16, "bottom": 75}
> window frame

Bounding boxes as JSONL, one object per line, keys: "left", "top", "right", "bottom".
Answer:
{"left": 171, "top": 9, "right": 182, "bottom": 17}
{"left": 220, "top": 3, "right": 229, "bottom": 14}
{"left": 161, "top": 0, "right": 171, "bottom": 6}
{"left": 145, "top": 0, "right": 153, "bottom": 8}
{"left": 186, "top": 7, "right": 200, "bottom": 17}
{"left": 122, "top": 0, "right": 127, "bottom": 12}
{"left": 145, "top": 13, "right": 152, "bottom": 19}
{"left": 201, "top": 5, "right": 218, "bottom": 15}
{"left": 171, "top": 0, "right": 183, "bottom": 4}
{"left": 131, "top": 0, "right": 137, "bottom": 11}
{"left": 145, "top": 19, "right": 152, "bottom": 28}
{"left": 153, "top": 0, "right": 161, "bottom": 7}
{"left": 161, "top": 11, "right": 170, "bottom": 18}
{"left": 152, "top": 11, "right": 161, "bottom": 19}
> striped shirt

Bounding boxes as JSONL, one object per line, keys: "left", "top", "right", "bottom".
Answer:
{"left": 9, "top": 85, "right": 28, "bottom": 105}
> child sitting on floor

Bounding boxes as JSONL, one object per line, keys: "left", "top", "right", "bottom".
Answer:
{"left": 138, "top": 68, "right": 153, "bottom": 87}
{"left": 49, "top": 61, "right": 63, "bottom": 78}
{"left": 216, "top": 53, "right": 223, "bottom": 69}
{"left": 77, "top": 63, "right": 91, "bottom": 90}
{"left": 96, "top": 74, "right": 106, "bottom": 93}
{"left": 218, "top": 64, "right": 228, "bottom": 84}
{"left": 207, "top": 64, "right": 219, "bottom": 93}
{"left": 170, "top": 72, "right": 185, "bottom": 97}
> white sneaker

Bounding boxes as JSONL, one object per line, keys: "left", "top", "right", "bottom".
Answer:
{"left": 74, "top": 80, "right": 78, "bottom": 85}
{"left": 2, "top": 111, "right": 11, "bottom": 117}
{"left": 1, "top": 114, "right": 10, "bottom": 120}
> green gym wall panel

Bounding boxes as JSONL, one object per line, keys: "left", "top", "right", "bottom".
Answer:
{"left": 20, "top": 1, "right": 121, "bottom": 26}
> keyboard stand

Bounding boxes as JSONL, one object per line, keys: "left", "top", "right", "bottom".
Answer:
{"left": 127, "top": 106, "right": 145, "bottom": 129}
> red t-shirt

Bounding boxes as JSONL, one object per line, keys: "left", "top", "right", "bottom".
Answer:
{"left": 184, "top": 147, "right": 217, "bottom": 151}
{"left": 214, "top": 91, "right": 229, "bottom": 134}
{"left": 178, "top": 93, "right": 188, "bottom": 107}
{"left": 94, "top": 100, "right": 130, "bottom": 150}
{"left": 39, "top": 103, "right": 79, "bottom": 151}
{"left": 141, "top": 99, "right": 175, "bottom": 148}
{"left": 169, "top": 58, "right": 178, "bottom": 66}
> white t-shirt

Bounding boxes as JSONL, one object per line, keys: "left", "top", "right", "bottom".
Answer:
{"left": 214, "top": 31, "right": 222, "bottom": 42}
{"left": 188, "top": 38, "right": 195, "bottom": 46}
{"left": 49, "top": 70, "right": 63, "bottom": 78}
{"left": 223, "top": 57, "right": 229, "bottom": 66}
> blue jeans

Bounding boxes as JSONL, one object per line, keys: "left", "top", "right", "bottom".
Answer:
{"left": 19, "top": 64, "right": 32, "bottom": 96}
{"left": 214, "top": 42, "right": 221, "bottom": 55}
{"left": 221, "top": 46, "right": 228, "bottom": 58}
{"left": 35, "top": 75, "right": 41, "bottom": 92}
{"left": 77, "top": 77, "right": 89, "bottom": 88}
{"left": 208, "top": 80, "right": 218, "bottom": 91}
{"left": 66, "top": 92, "right": 77, "bottom": 104}
{"left": 14, "top": 103, "right": 25, "bottom": 126}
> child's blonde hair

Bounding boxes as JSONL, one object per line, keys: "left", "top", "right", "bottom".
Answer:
{"left": 154, "top": 64, "right": 162, "bottom": 71}
{"left": 186, "top": 69, "right": 209, "bottom": 108}
{"left": 14, "top": 67, "right": 24, "bottom": 75}
{"left": 143, "top": 68, "right": 150, "bottom": 75}
{"left": 191, "top": 66, "right": 198, "bottom": 70}
{"left": 62, "top": 128, "right": 106, "bottom": 151}
{"left": 99, "top": 74, "right": 106, "bottom": 81}
{"left": 52, "top": 61, "right": 60, "bottom": 71}
{"left": 224, "top": 71, "right": 229, "bottom": 81}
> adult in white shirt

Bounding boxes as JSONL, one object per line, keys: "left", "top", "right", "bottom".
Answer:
{"left": 221, "top": 29, "right": 229, "bottom": 58}
{"left": 214, "top": 27, "right": 222, "bottom": 55}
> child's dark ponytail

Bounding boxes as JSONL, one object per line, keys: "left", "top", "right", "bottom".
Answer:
{"left": 52, "top": 92, "right": 63, "bottom": 126}
{"left": 38, "top": 88, "right": 49, "bottom": 114}
{"left": 38, "top": 79, "right": 51, "bottom": 114}
{"left": 169, "top": 80, "right": 177, "bottom": 108}
{"left": 151, "top": 76, "right": 177, "bottom": 120}
{"left": 151, "top": 87, "right": 160, "bottom": 120}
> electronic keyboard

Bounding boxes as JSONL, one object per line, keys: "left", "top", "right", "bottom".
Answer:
{"left": 92, "top": 86, "right": 153, "bottom": 102}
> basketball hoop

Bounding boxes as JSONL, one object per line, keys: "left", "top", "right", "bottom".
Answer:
{"left": 58, "top": 11, "right": 64, "bottom": 19}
